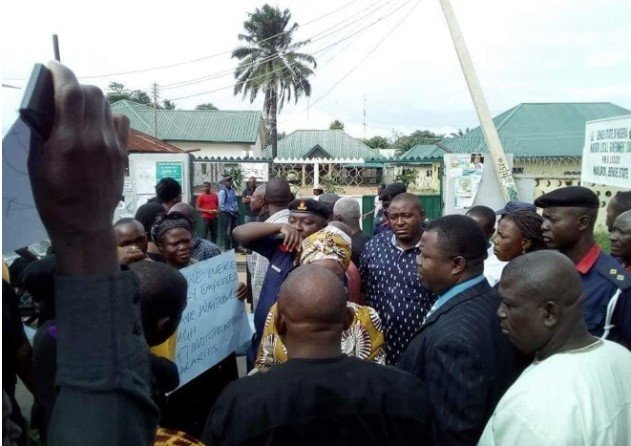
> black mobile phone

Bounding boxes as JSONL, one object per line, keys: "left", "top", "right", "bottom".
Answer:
{"left": 19, "top": 64, "right": 55, "bottom": 141}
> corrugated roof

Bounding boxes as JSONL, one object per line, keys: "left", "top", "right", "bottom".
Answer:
{"left": 398, "top": 144, "right": 445, "bottom": 161}
{"left": 127, "top": 129, "right": 183, "bottom": 153}
{"left": 111, "top": 100, "right": 263, "bottom": 144}
{"left": 441, "top": 102, "right": 630, "bottom": 157}
{"left": 264, "top": 129, "right": 384, "bottom": 161}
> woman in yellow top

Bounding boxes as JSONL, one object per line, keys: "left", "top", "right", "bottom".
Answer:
{"left": 256, "top": 224, "right": 385, "bottom": 369}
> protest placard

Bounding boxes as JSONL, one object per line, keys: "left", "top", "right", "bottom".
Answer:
{"left": 174, "top": 250, "right": 252, "bottom": 388}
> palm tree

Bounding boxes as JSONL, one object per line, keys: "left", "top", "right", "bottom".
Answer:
{"left": 233, "top": 4, "right": 317, "bottom": 159}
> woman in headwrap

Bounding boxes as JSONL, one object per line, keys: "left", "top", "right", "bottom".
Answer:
{"left": 493, "top": 210, "right": 545, "bottom": 262}
{"left": 151, "top": 212, "right": 196, "bottom": 269}
{"left": 255, "top": 225, "right": 385, "bottom": 370}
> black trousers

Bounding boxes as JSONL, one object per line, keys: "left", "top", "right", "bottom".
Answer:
{"left": 218, "top": 212, "right": 237, "bottom": 251}
{"left": 198, "top": 218, "right": 218, "bottom": 245}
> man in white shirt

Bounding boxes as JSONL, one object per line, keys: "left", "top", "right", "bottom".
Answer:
{"left": 466, "top": 205, "right": 506, "bottom": 286}
{"left": 479, "top": 250, "right": 631, "bottom": 446}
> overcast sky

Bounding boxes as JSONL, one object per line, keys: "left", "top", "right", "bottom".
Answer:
{"left": 3, "top": 0, "right": 630, "bottom": 139}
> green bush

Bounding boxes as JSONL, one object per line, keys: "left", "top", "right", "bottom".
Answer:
{"left": 594, "top": 230, "right": 611, "bottom": 252}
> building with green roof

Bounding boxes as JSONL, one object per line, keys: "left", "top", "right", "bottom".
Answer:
{"left": 110, "top": 100, "right": 266, "bottom": 158}
{"left": 440, "top": 102, "right": 629, "bottom": 177}
{"left": 263, "top": 129, "right": 384, "bottom": 162}
{"left": 398, "top": 144, "right": 446, "bottom": 162}
{"left": 262, "top": 129, "right": 385, "bottom": 192}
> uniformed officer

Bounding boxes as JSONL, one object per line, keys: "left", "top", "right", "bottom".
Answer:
{"left": 535, "top": 186, "right": 631, "bottom": 349}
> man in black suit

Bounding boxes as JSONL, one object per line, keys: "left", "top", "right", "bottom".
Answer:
{"left": 398, "top": 215, "right": 525, "bottom": 446}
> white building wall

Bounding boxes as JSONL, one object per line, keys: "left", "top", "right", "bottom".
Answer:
{"left": 166, "top": 141, "right": 252, "bottom": 158}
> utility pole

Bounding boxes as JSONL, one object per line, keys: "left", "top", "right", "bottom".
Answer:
{"left": 52, "top": 34, "right": 61, "bottom": 61}
{"left": 438, "top": 0, "right": 517, "bottom": 202}
{"left": 152, "top": 83, "right": 159, "bottom": 139}
{"left": 363, "top": 94, "right": 367, "bottom": 140}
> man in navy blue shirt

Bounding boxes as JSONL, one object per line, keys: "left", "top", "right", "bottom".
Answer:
{"left": 233, "top": 199, "right": 330, "bottom": 366}
{"left": 360, "top": 193, "right": 435, "bottom": 364}
{"left": 536, "top": 186, "right": 631, "bottom": 348}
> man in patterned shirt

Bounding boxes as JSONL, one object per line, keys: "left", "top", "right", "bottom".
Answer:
{"left": 360, "top": 193, "right": 435, "bottom": 364}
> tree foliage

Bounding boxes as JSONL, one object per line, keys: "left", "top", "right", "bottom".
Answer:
{"left": 105, "top": 82, "right": 176, "bottom": 110}
{"left": 162, "top": 99, "right": 177, "bottom": 110}
{"left": 232, "top": 4, "right": 316, "bottom": 158}
{"left": 362, "top": 135, "right": 390, "bottom": 149}
{"left": 392, "top": 129, "right": 443, "bottom": 155}
{"left": 195, "top": 103, "right": 218, "bottom": 110}
{"left": 329, "top": 120, "right": 344, "bottom": 130}
{"left": 106, "top": 82, "right": 152, "bottom": 105}
{"left": 450, "top": 127, "right": 470, "bottom": 138}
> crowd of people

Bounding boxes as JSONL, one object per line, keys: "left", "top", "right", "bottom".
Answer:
{"left": 3, "top": 62, "right": 631, "bottom": 446}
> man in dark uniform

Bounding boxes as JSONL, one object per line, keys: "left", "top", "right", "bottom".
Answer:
{"left": 233, "top": 198, "right": 330, "bottom": 367}
{"left": 535, "top": 186, "right": 631, "bottom": 348}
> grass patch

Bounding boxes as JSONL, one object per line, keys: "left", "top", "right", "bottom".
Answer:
{"left": 594, "top": 230, "right": 611, "bottom": 253}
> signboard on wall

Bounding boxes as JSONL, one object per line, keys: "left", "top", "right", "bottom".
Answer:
{"left": 581, "top": 115, "right": 631, "bottom": 188}
{"left": 128, "top": 153, "right": 191, "bottom": 215}
{"left": 445, "top": 154, "right": 485, "bottom": 209}
{"left": 156, "top": 161, "right": 184, "bottom": 185}
{"left": 443, "top": 153, "right": 517, "bottom": 216}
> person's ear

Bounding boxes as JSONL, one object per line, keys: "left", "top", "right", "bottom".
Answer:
{"left": 275, "top": 312, "right": 287, "bottom": 338}
{"left": 542, "top": 301, "right": 560, "bottom": 328}
{"left": 156, "top": 315, "right": 176, "bottom": 340}
{"left": 522, "top": 238, "right": 532, "bottom": 253}
{"left": 452, "top": 255, "right": 467, "bottom": 276}
{"left": 577, "top": 214, "right": 591, "bottom": 232}
{"left": 344, "top": 307, "right": 354, "bottom": 331}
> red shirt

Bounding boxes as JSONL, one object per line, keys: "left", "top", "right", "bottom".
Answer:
{"left": 196, "top": 193, "right": 218, "bottom": 220}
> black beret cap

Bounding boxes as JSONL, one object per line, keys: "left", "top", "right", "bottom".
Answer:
{"left": 288, "top": 198, "right": 331, "bottom": 220}
{"left": 534, "top": 186, "right": 600, "bottom": 209}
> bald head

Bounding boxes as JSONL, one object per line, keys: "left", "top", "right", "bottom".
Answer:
{"left": 497, "top": 250, "right": 586, "bottom": 356}
{"left": 390, "top": 192, "right": 423, "bottom": 213}
{"left": 276, "top": 265, "right": 347, "bottom": 357}
{"left": 265, "top": 177, "right": 293, "bottom": 206}
{"left": 169, "top": 202, "right": 195, "bottom": 220}
{"left": 501, "top": 250, "right": 582, "bottom": 307}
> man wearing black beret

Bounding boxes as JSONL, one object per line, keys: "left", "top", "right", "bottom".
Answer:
{"left": 535, "top": 186, "right": 631, "bottom": 348}
{"left": 232, "top": 198, "right": 330, "bottom": 367}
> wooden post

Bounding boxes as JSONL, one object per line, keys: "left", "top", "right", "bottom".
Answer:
{"left": 438, "top": 0, "right": 518, "bottom": 202}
